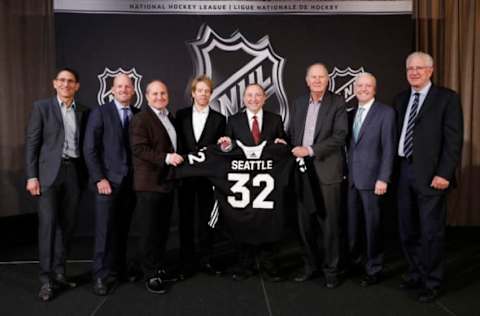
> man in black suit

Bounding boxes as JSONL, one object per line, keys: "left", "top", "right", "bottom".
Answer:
{"left": 130, "top": 80, "right": 184, "bottom": 294}
{"left": 176, "top": 75, "right": 226, "bottom": 278}
{"left": 83, "top": 74, "right": 138, "bottom": 295}
{"left": 218, "top": 83, "right": 287, "bottom": 281}
{"left": 25, "top": 68, "right": 89, "bottom": 301}
{"left": 289, "top": 63, "right": 348, "bottom": 288}
{"left": 346, "top": 73, "right": 396, "bottom": 287}
{"left": 395, "top": 52, "right": 463, "bottom": 302}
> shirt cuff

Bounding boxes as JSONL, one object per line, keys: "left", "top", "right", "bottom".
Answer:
{"left": 27, "top": 177, "right": 38, "bottom": 182}
{"left": 307, "top": 146, "right": 314, "bottom": 157}
{"left": 165, "top": 153, "right": 172, "bottom": 165}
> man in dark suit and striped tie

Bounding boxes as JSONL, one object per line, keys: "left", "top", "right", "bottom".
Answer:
{"left": 394, "top": 51, "right": 463, "bottom": 303}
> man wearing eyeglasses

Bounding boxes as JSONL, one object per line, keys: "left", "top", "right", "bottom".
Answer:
{"left": 25, "top": 68, "right": 89, "bottom": 302}
{"left": 395, "top": 51, "right": 463, "bottom": 303}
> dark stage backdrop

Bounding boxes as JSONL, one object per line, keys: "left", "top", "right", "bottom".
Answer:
{"left": 50, "top": 2, "right": 413, "bottom": 235}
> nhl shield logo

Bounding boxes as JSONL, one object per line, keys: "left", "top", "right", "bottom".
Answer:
{"left": 328, "top": 67, "right": 365, "bottom": 102}
{"left": 97, "top": 67, "right": 143, "bottom": 108}
{"left": 188, "top": 24, "right": 289, "bottom": 126}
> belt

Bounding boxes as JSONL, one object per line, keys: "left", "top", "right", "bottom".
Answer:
{"left": 62, "top": 156, "right": 79, "bottom": 163}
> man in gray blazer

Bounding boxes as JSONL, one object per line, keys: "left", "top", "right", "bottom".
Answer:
{"left": 347, "top": 73, "right": 396, "bottom": 287}
{"left": 289, "top": 63, "right": 348, "bottom": 288}
{"left": 25, "top": 68, "right": 89, "bottom": 301}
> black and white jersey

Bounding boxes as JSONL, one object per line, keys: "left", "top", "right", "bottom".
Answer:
{"left": 174, "top": 141, "right": 316, "bottom": 244}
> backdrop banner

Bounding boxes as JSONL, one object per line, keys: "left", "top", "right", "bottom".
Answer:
{"left": 48, "top": 1, "right": 413, "bottom": 235}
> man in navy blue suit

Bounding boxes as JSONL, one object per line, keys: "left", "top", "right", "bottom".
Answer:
{"left": 346, "top": 72, "right": 396, "bottom": 287}
{"left": 84, "top": 74, "right": 138, "bottom": 296}
{"left": 395, "top": 52, "right": 463, "bottom": 303}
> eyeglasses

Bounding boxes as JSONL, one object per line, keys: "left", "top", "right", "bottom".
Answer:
{"left": 406, "top": 66, "right": 431, "bottom": 72}
{"left": 55, "top": 78, "right": 77, "bottom": 84}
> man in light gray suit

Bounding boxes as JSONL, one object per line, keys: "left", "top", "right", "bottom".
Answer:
{"left": 25, "top": 68, "right": 89, "bottom": 301}
{"left": 346, "top": 73, "right": 396, "bottom": 287}
{"left": 289, "top": 63, "right": 348, "bottom": 288}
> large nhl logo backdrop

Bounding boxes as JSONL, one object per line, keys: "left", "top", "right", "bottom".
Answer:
{"left": 97, "top": 67, "right": 143, "bottom": 108}
{"left": 188, "top": 24, "right": 289, "bottom": 126}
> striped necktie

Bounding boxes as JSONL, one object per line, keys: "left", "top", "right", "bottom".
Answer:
{"left": 403, "top": 92, "right": 420, "bottom": 158}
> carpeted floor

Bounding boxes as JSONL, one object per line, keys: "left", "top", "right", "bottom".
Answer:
{"left": 0, "top": 227, "right": 479, "bottom": 316}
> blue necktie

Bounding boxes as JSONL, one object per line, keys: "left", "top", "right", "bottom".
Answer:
{"left": 403, "top": 92, "right": 420, "bottom": 158}
{"left": 353, "top": 107, "right": 365, "bottom": 142}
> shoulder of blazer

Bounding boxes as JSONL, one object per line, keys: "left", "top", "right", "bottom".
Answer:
{"left": 293, "top": 95, "right": 309, "bottom": 107}
{"left": 175, "top": 106, "right": 192, "bottom": 119}
{"left": 209, "top": 108, "right": 226, "bottom": 120}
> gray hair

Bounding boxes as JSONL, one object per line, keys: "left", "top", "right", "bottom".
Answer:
{"left": 406, "top": 51, "right": 434, "bottom": 67}
{"left": 354, "top": 72, "right": 377, "bottom": 87}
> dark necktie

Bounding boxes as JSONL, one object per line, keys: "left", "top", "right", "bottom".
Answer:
{"left": 403, "top": 92, "right": 420, "bottom": 158}
{"left": 122, "top": 107, "right": 130, "bottom": 131}
{"left": 252, "top": 115, "right": 261, "bottom": 145}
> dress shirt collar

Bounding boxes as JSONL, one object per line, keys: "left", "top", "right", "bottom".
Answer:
{"left": 149, "top": 105, "right": 169, "bottom": 117}
{"left": 246, "top": 108, "right": 263, "bottom": 121}
{"left": 411, "top": 81, "right": 432, "bottom": 97}
{"left": 358, "top": 98, "right": 375, "bottom": 111}
{"left": 193, "top": 104, "right": 210, "bottom": 115}
{"left": 114, "top": 99, "right": 131, "bottom": 111}
{"left": 57, "top": 96, "right": 76, "bottom": 110}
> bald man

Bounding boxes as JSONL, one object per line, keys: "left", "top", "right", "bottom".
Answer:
{"left": 130, "top": 80, "right": 183, "bottom": 294}
{"left": 84, "top": 74, "right": 139, "bottom": 295}
{"left": 346, "top": 72, "right": 396, "bottom": 287}
{"left": 289, "top": 63, "right": 348, "bottom": 288}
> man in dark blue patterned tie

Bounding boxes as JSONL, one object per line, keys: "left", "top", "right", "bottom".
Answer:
{"left": 394, "top": 51, "right": 463, "bottom": 303}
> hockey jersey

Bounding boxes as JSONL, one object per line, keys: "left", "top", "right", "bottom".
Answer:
{"left": 174, "top": 141, "right": 316, "bottom": 244}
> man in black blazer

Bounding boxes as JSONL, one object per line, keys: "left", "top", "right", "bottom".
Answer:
{"left": 347, "top": 73, "right": 396, "bottom": 287}
{"left": 83, "top": 74, "right": 139, "bottom": 295}
{"left": 130, "top": 80, "right": 184, "bottom": 294}
{"left": 289, "top": 63, "right": 348, "bottom": 288}
{"left": 25, "top": 68, "right": 89, "bottom": 301}
{"left": 176, "top": 75, "right": 226, "bottom": 278}
{"left": 218, "top": 83, "right": 287, "bottom": 281}
{"left": 395, "top": 52, "right": 463, "bottom": 302}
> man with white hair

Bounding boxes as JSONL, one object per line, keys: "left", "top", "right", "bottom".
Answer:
{"left": 395, "top": 51, "right": 463, "bottom": 302}
{"left": 346, "top": 72, "right": 396, "bottom": 287}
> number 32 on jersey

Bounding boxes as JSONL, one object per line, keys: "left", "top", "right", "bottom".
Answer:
{"left": 227, "top": 173, "right": 274, "bottom": 209}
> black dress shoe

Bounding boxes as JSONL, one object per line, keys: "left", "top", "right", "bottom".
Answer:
{"left": 417, "top": 288, "right": 441, "bottom": 303}
{"left": 324, "top": 276, "right": 340, "bottom": 289}
{"left": 92, "top": 278, "right": 108, "bottom": 296}
{"left": 145, "top": 277, "right": 167, "bottom": 294}
{"left": 291, "top": 269, "right": 318, "bottom": 282}
{"left": 158, "top": 269, "right": 179, "bottom": 282}
{"left": 399, "top": 279, "right": 422, "bottom": 290}
{"left": 261, "top": 268, "right": 284, "bottom": 282}
{"left": 38, "top": 283, "right": 54, "bottom": 302}
{"left": 53, "top": 273, "right": 77, "bottom": 289}
{"left": 359, "top": 274, "right": 381, "bottom": 287}
{"left": 200, "top": 262, "right": 223, "bottom": 276}
{"left": 232, "top": 267, "right": 256, "bottom": 281}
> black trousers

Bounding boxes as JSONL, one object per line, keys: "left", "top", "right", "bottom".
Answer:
{"left": 93, "top": 176, "right": 135, "bottom": 280}
{"left": 178, "top": 178, "right": 216, "bottom": 266}
{"left": 38, "top": 159, "right": 80, "bottom": 284}
{"left": 398, "top": 159, "right": 446, "bottom": 290}
{"left": 136, "top": 191, "right": 173, "bottom": 280}
{"left": 347, "top": 186, "right": 383, "bottom": 276}
{"left": 297, "top": 182, "right": 342, "bottom": 278}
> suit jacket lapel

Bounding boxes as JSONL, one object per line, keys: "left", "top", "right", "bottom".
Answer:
{"left": 313, "top": 93, "right": 330, "bottom": 140}
{"left": 415, "top": 85, "right": 436, "bottom": 123}
{"left": 295, "top": 95, "right": 309, "bottom": 144}
{"left": 241, "top": 112, "right": 255, "bottom": 144}
{"left": 197, "top": 109, "right": 212, "bottom": 145}
{"left": 356, "top": 102, "right": 378, "bottom": 143}
{"left": 51, "top": 97, "right": 64, "bottom": 127}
